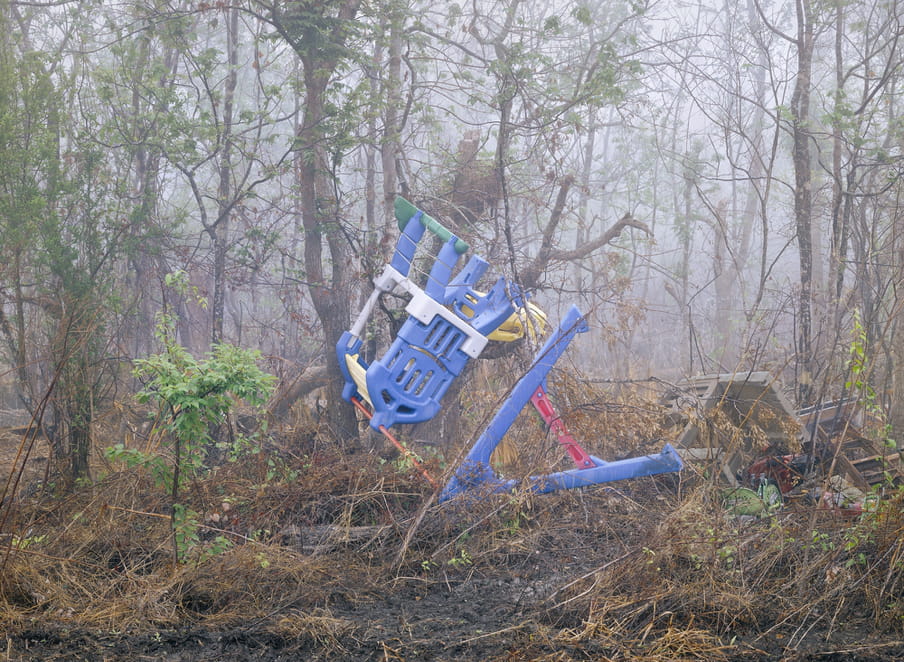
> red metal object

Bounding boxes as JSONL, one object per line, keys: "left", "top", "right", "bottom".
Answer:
{"left": 351, "top": 396, "right": 439, "bottom": 488}
{"left": 746, "top": 454, "right": 812, "bottom": 495}
{"left": 529, "top": 384, "right": 596, "bottom": 469}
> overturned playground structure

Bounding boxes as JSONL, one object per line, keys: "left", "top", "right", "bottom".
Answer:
{"left": 336, "top": 197, "right": 682, "bottom": 502}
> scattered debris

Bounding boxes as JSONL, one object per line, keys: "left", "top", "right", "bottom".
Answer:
{"left": 800, "top": 399, "right": 903, "bottom": 491}
{"left": 662, "top": 371, "right": 799, "bottom": 486}
{"left": 722, "top": 482, "right": 782, "bottom": 518}
{"left": 817, "top": 475, "right": 878, "bottom": 517}
{"left": 663, "top": 375, "right": 903, "bottom": 517}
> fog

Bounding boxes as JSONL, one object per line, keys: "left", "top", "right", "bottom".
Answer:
{"left": 2, "top": 0, "right": 903, "bottom": 442}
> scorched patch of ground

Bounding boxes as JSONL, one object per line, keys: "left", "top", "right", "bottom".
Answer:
{"left": 1, "top": 403, "right": 903, "bottom": 661}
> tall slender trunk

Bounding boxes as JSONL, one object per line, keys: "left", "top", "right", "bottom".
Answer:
{"left": 890, "top": 185, "right": 904, "bottom": 448}
{"left": 297, "top": 63, "right": 356, "bottom": 441}
{"left": 575, "top": 113, "right": 596, "bottom": 299}
{"left": 791, "top": 0, "right": 815, "bottom": 404}
{"left": 211, "top": 6, "right": 239, "bottom": 345}
{"left": 380, "top": 4, "right": 402, "bottom": 261}
{"left": 276, "top": 1, "right": 363, "bottom": 442}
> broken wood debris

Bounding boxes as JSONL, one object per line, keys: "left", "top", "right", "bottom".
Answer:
{"left": 662, "top": 373, "right": 903, "bottom": 494}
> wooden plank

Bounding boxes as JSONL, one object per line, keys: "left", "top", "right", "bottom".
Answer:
{"left": 833, "top": 453, "right": 870, "bottom": 491}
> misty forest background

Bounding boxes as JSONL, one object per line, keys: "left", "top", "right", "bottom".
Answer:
{"left": 2, "top": 0, "right": 904, "bottom": 486}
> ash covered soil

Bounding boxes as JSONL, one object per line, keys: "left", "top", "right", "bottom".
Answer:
{"left": 1, "top": 424, "right": 903, "bottom": 661}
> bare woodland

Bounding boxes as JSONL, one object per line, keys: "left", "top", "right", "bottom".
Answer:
{"left": 1, "top": 0, "right": 904, "bottom": 660}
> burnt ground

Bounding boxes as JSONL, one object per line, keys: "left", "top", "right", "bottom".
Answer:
{"left": 1, "top": 419, "right": 903, "bottom": 661}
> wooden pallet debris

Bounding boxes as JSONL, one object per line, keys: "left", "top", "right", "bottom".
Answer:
{"left": 663, "top": 377, "right": 904, "bottom": 493}
{"left": 661, "top": 371, "right": 800, "bottom": 486}
{"left": 800, "top": 400, "right": 903, "bottom": 491}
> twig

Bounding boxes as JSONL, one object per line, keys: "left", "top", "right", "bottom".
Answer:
{"left": 815, "top": 641, "right": 904, "bottom": 656}
{"left": 381, "top": 640, "right": 405, "bottom": 661}
{"left": 543, "top": 549, "right": 635, "bottom": 603}
{"left": 455, "top": 622, "right": 530, "bottom": 645}
{"left": 392, "top": 489, "right": 437, "bottom": 568}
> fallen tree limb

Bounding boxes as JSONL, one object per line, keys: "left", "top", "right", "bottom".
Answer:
{"left": 268, "top": 364, "right": 330, "bottom": 421}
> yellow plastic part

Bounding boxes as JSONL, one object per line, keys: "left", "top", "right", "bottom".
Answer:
{"left": 487, "top": 302, "right": 549, "bottom": 343}
{"left": 345, "top": 354, "right": 372, "bottom": 406}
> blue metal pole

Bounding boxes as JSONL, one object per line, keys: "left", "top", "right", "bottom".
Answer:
{"left": 439, "top": 304, "right": 683, "bottom": 502}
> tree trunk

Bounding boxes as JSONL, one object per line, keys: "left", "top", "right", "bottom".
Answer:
{"left": 211, "top": 6, "right": 238, "bottom": 345}
{"left": 790, "top": 0, "right": 815, "bottom": 404}
{"left": 380, "top": 5, "right": 402, "bottom": 261}
{"left": 274, "top": 0, "right": 363, "bottom": 443}
{"left": 297, "top": 75, "right": 356, "bottom": 441}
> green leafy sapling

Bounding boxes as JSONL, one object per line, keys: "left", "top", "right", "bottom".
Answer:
{"left": 107, "top": 271, "right": 275, "bottom": 562}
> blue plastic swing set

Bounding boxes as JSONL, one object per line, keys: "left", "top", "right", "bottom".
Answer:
{"left": 336, "top": 197, "right": 682, "bottom": 502}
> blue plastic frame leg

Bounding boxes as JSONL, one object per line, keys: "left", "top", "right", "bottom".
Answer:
{"left": 440, "top": 305, "right": 584, "bottom": 501}
{"left": 517, "top": 446, "right": 683, "bottom": 495}
{"left": 439, "top": 305, "right": 683, "bottom": 502}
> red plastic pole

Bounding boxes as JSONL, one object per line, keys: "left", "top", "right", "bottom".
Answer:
{"left": 529, "top": 385, "right": 596, "bottom": 469}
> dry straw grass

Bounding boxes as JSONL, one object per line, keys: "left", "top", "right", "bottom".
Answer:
{"left": 0, "top": 502, "right": 341, "bottom": 631}
{"left": 0, "top": 379, "right": 902, "bottom": 659}
{"left": 557, "top": 612, "right": 735, "bottom": 661}
{"left": 0, "top": 438, "right": 412, "bottom": 645}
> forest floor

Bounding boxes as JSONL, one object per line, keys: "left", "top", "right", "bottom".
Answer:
{"left": 0, "top": 392, "right": 903, "bottom": 661}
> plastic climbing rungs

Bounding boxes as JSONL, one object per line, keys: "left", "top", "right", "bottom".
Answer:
{"left": 336, "top": 196, "right": 518, "bottom": 431}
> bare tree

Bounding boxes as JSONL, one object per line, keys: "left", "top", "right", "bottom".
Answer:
{"left": 270, "top": 0, "right": 363, "bottom": 441}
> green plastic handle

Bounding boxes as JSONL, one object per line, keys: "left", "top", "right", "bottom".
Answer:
{"left": 394, "top": 196, "right": 468, "bottom": 254}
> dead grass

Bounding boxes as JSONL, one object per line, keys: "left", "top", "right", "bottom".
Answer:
{"left": 557, "top": 613, "right": 735, "bottom": 661}
{"left": 266, "top": 607, "right": 357, "bottom": 650}
{"left": 0, "top": 384, "right": 902, "bottom": 660}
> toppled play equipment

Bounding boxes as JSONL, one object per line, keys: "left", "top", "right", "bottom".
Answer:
{"left": 336, "top": 197, "right": 683, "bottom": 502}
{"left": 662, "top": 371, "right": 800, "bottom": 486}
